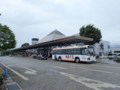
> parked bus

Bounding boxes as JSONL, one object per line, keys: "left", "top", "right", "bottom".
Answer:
{"left": 52, "top": 45, "right": 96, "bottom": 63}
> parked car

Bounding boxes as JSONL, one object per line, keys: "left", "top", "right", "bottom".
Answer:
{"left": 107, "top": 54, "right": 116, "bottom": 59}
{"left": 37, "top": 55, "right": 47, "bottom": 60}
{"left": 32, "top": 54, "right": 37, "bottom": 59}
{"left": 117, "top": 54, "right": 120, "bottom": 58}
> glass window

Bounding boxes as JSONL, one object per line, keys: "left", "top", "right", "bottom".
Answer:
{"left": 81, "top": 48, "right": 87, "bottom": 55}
{"left": 57, "top": 50, "right": 62, "bottom": 54}
{"left": 87, "top": 48, "right": 94, "bottom": 55}
{"left": 74, "top": 49, "right": 81, "bottom": 54}
{"left": 67, "top": 49, "right": 74, "bottom": 54}
{"left": 114, "top": 51, "right": 120, "bottom": 53}
{"left": 62, "top": 49, "right": 67, "bottom": 54}
{"left": 53, "top": 50, "right": 57, "bottom": 54}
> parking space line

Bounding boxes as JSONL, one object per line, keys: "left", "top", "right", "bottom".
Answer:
{"left": 0, "top": 62, "right": 29, "bottom": 80}
{"left": 51, "top": 69, "right": 120, "bottom": 90}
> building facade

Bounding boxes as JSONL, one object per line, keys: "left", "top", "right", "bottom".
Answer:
{"left": 13, "top": 30, "right": 110, "bottom": 57}
{"left": 13, "top": 30, "right": 93, "bottom": 57}
{"left": 94, "top": 40, "right": 110, "bottom": 56}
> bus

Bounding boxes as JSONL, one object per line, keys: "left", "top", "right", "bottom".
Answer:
{"left": 52, "top": 45, "right": 96, "bottom": 63}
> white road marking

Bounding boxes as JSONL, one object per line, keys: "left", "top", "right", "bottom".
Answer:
{"left": 71, "top": 63, "right": 120, "bottom": 69}
{"left": 90, "top": 64, "right": 120, "bottom": 69}
{"left": 75, "top": 66, "right": 113, "bottom": 74}
{"left": 24, "top": 67, "right": 37, "bottom": 75}
{"left": 0, "top": 62, "right": 29, "bottom": 80}
{"left": 52, "top": 66, "right": 66, "bottom": 69}
{"left": 24, "top": 67, "right": 36, "bottom": 72}
{"left": 52, "top": 65, "right": 113, "bottom": 74}
{"left": 51, "top": 69, "right": 120, "bottom": 90}
{"left": 25, "top": 71, "right": 36, "bottom": 75}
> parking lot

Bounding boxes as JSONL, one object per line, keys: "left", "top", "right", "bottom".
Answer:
{"left": 0, "top": 56, "right": 120, "bottom": 90}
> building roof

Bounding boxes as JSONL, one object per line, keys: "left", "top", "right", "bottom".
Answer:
{"left": 38, "top": 30, "right": 65, "bottom": 43}
{"left": 13, "top": 35, "right": 93, "bottom": 51}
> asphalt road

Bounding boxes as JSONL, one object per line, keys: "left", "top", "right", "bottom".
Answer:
{"left": 0, "top": 56, "right": 120, "bottom": 90}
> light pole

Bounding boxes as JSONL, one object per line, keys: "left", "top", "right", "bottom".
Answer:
{"left": 100, "top": 43, "right": 104, "bottom": 61}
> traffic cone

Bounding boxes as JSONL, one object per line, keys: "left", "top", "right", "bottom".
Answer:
{"left": 4, "top": 68, "right": 9, "bottom": 78}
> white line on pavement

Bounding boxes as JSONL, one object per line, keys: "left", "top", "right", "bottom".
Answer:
{"left": 51, "top": 69, "right": 120, "bottom": 90}
{"left": 0, "top": 62, "right": 29, "bottom": 80}
{"left": 52, "top": 65, "right": 113, "bottom": 74}
{"left": 75, "top": 66, "right": 113, "bottom": 74}
{"left": 90, "top": 64, "right": 120, "bottom": 69}
{"left": 52, "top": 66, "right": 66, "bottom": 69}
{"left": 71, "top": 63, "right": 120, "bottom": 69}
{"left": 24, "top": 67, "right": 37, "bottom": 75}
{"left": 24, "top": 67, "right": 37, "bottom": 72}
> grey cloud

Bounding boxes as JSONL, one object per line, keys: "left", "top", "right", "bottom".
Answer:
{"left": 0, "top": 0, "right": 120, "bottom": 47}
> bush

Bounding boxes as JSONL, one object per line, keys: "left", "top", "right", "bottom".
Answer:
{"left": 0, "top": 67, "right": 4, "bottom": 86}
{"left": 115, "top": 58, "right": 120, "bottom": 62}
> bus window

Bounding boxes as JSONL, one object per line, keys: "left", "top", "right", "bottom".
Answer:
{"left": 67, "top": 49, "right": 74, "bottom": 54}
{"left": 62, "top": 49, "right": 67, "bottom": 54}
{"left": 57, "top": 50, "right": 62, "bottom": 54}
{"left": 81, "top": 48, "right": 87, "bottom": 55}
{"left": 74, "top": 48, "right": 81, "bottom": 54}
{"left": 71, "top": 49, "right": 74, "bottom": 54}
{"left": 53, "top": 50, "right": 57, "bottom": 54}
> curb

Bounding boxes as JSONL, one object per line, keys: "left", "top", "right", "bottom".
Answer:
{"left": 0, "top": 64, "right": 22, "bottom": 90}
{"left": 5, "top": 77, "right": 22, "bottom": 90}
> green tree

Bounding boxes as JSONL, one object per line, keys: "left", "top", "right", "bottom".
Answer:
{"left": 21, "top": 43, "right": 29, "bottom": 47}
{"left": 80, "top": 24, "right": 102, "bottom": 45}
{"left": 0, "top": 24, "right": 16, "bottom": 50}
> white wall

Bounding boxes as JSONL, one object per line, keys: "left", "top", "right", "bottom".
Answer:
{"left": 94, "top": 40, "right": 110, "bottom": 56}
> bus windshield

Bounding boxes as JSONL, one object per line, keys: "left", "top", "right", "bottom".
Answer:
{"left": 87, "top": 47, "right": 94, "bottom": 55}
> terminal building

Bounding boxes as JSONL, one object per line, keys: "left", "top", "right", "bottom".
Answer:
{"left": 13, "top": 30, "right": 110, "bottom": 57}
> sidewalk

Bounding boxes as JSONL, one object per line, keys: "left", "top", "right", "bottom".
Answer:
{"left": 0, "top": 65, "right": 22, "bottom": 90}
{"left": 5, "top": 77, "right": 22, "bottom": 90}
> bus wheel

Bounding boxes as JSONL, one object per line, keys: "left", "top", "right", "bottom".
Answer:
{"left": 58, "top": 57, "right": 62, "bottom": 62}
{"left": 75, "top": 58, "right": 80, "bottom": 63}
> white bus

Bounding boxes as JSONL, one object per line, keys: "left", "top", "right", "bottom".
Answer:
{"left": 52, "top": 45, "right": 96, "bottom": 63}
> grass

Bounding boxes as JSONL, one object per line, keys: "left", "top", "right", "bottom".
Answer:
{"left": 115, "top": 58, "right": 120, "bottom": 62}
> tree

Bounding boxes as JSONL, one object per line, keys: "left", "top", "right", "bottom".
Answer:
{"left": 21, "top": 43, "right": 29, "bottom": 47}
{"left": 0, "top": 24, "right": 16, "bottom": 50}
{"left": 80, "top": 24, "right": 102, "bottom": 45}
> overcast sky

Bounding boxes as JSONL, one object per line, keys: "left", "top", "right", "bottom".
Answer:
{"left": 0, "top": 0, "right": 120, "bottom": 48}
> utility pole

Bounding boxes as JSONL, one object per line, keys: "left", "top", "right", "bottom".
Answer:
{"left": 100, "top": 43, "right": 104, "bottom": 61}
